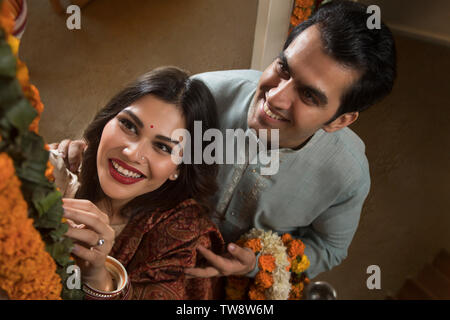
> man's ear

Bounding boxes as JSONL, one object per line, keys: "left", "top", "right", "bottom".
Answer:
{"left": 322, "top": 111, "right": 359, "bottom": 133}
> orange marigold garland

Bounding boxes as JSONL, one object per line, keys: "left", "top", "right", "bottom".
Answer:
{"left": 0, "top": 153, "right": 62, "bottom": 299}
{"left": 289, "top": 0, "right": 328, "bottom": 34}
{"left": 225, "top": 229, "right": 310, "bottom": 300}
{"left": 0, "top": 0, "right": 82, "bottom": 299}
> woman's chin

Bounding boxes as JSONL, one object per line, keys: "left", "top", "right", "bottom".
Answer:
{"left": 98, "top": 177, "right": 135, "bottom": 202}
{"left": 102, "top": 188, "right": 133, "bottom": 203}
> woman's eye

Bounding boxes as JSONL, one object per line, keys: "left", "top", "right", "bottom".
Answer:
{"left": 119, "top": 118, "right": 137, "bottom": 135}
{"left": 155, "top": 142, "right": 172, "bottom": 154}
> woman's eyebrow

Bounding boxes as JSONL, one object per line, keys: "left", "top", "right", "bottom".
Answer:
{"left": 122, "top": 110, "right": 144, "bottom": 128}
{"left": 155, "top": 135, "right": 180, "bottom": 145}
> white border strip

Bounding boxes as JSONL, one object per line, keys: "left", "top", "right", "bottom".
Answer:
{"left": 251, "top": 0, "right": 294, "bottom": 71}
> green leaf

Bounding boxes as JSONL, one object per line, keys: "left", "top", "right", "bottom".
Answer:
{"left": 0, "top": 39, "right": 16, "bottom": 78}
{"left": 19, "top": 132, "right": 48, "bottom": 162}
{"left": 49, "top": 223, "right": 69, "bottom": 242}
{"left": 15, "top": 132, "right": 54, "bottom": 187}
{"left": 33, "top": 190, "right": 62, "bottom": 217}
{"left": 45, "top": 238, "right": 74, "bottom": 266}
{"left": 5, "top": 98, "right": 37, "bottom": 132}
{"left": 0, "top": 118, "right": 13, "bottom": 140}
{"left": 57, "top": 263, "right": 84, "bottom": 300}
{"left": 34, "top": 200, "right": 64, "bottom": 229}
{"left": 0, "top": 78, "right": 23, "bottom": 110}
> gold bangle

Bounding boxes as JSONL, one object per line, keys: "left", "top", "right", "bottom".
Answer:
{"left": 82, "top": 256, "right": 129, "bottom": 299}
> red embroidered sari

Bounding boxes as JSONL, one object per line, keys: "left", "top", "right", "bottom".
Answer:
{"left": 110, "top": 198, "right": 224, "bottom": 299}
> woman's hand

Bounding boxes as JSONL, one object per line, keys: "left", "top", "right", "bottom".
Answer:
{"left": 49, "top": 139, "right": 87, "bottom": 173}
{"left": 184, "top": 243, "right": 256, "bottom": 278}
{"left": 62, "top": 198, "right": 116, "bottom": 291}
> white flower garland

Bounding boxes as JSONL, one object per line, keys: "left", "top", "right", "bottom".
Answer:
{"left": 243, "top": 229, "right": 292, "bottom": 300}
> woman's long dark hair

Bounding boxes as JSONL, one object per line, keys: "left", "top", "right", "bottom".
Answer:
{"left": 76, "top": 67, "right": 219, "bottom": 217}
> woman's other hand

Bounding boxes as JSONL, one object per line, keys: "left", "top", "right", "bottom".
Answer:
{"left": 184, "top": 243, "right": 256, "bottom": 278}
{"left": 62, "top": 198, "right": 116, "bottom": 291}
{"left": 49, "top": 139, "right": 87, "bottom": 173}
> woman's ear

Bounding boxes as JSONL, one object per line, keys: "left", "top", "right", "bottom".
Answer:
{"left": 169, "top": 170, "right": 179, "bottom": 181}
{"left": 322, "top": 111, "right": 359, "bottom": 133}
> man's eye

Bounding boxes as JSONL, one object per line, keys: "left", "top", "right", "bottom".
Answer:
{"left": 301, "top": 89, "right": 317, "bottom": 105}
{"left": 119, "top": 118, "right": 137, "bottom": 134}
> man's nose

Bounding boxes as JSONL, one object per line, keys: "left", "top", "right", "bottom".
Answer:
{"left": 266, "top": 79, "right": 293, "bottom": 110}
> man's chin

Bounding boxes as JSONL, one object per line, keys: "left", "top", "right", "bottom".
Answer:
{"left": 247, "top": 99, "right": 266, "bottom": 130}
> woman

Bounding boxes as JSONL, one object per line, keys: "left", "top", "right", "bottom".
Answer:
{"left": 51, "top": 67, "right": 224, "bottom": 299}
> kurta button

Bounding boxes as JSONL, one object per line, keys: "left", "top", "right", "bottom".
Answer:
{"left": 231, "top": 212, "right": 235, "bottom": 216}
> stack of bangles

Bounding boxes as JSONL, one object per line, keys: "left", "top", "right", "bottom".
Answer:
{"left": 82, "top": 256, "right": 131, "bottom": 300}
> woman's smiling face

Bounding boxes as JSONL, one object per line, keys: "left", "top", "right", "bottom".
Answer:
{"left": 96, "top": 94, "right": 185, "bottom": 205}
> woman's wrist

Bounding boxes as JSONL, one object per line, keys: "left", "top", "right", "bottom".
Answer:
{"left": 82, "top": 256, "right": 130, "bottom": 300}
{"left": 83, "top": 267, "right": 115, "bottom": 292}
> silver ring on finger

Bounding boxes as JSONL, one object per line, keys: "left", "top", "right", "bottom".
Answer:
{"left": 96, "top": 238, "right": 105, "bottom": 247}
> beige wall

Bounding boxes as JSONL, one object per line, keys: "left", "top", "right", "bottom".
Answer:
{"left": 361, "top": 0, "right": 450, "bottom": 45}
{"left": 20, "top": 0, "right": 258, "bottom": 142}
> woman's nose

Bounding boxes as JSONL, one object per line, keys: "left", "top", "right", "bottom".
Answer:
{"left": 123, "top": 143, "right": 146, "bottom": 163}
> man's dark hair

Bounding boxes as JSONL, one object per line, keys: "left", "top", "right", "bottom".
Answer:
{"left": 284, "top": 0, "right": 397, "bottom": 120}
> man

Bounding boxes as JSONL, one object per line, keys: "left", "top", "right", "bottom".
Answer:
{"left": 60, "top": 1, "right": 396, "bottom": 280}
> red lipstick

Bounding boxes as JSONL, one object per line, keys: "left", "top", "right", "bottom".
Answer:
{"left": 108, "top": 159, "right": 145, "bottom": 185}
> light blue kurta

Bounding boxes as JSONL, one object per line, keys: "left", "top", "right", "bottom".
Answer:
{"left": 193, "top": 70, "right": 370, "bottom": 278}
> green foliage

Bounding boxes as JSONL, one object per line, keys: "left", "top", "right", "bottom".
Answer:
{"left": 0, "top": 15, "right": 83, "bottom": 299}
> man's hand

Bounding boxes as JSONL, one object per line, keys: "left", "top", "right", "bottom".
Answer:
{"left": 184, "top": 243, "right": 256, "bottom": 278}
{"left": 49, "top": 139, "right": 87, "bottom": 173}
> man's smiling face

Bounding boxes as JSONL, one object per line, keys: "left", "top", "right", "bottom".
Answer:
{"left": 247, "top": 25, "right": 361, "bottom": 149}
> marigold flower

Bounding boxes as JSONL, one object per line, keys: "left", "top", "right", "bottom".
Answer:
{"left": 7, "top": 33, "right": 19, "bottom": 55}
{"left": 0, "top": 7, "right": 75, "bottom": 299}
{"left": 296, "top": 0, "right": 315, "bottom": 8}
{"left": 244, "top": 238, "right": 262, "bottom": 253}
{"left": 45, "top": 161, "right": 55, "bottom": 182}
{"left": 0, "top": 0, "right": 14, "bottom": 33}
{"left": 236, "top": 238, "right": 246, "bottom": 247}
{"left": 255, "top": 271, "right": 274, "bottom": 289}
{"left": 258, "top": 254, "right": 276, "bottom": 273}
{"left": 248, "top": 285, "right": 266, "bottom": 300}
{"left": 286, "top": 257, "right": 292, "bottom": 271}
{"left": 304, "top": 8, "right": 312, "bottom": 19}
{"left": 225, "top": 229, "right": 309, "bottom": 300}
{"left": 290, "top": 0, "right": 315, "bottom": 28}
{"left": 0, "top": 153, "right": 62, "bottom": 299}
{"left": 281, "top": 233, "right": 293, "bottom": 245}
{"left": 291, "top": 254, "right": 310, "bottom": 274}
{"left": 16, "top": 59, "right": 30, "bottom": 87}
{"left": 290, "top": 16, "right": 300, "bottom": 27}
{"left": 289, "top": 282, "right": 305, "bottom": 300}
{"left": 287, "top": 239, "right": 305, "bottom": 258}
